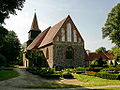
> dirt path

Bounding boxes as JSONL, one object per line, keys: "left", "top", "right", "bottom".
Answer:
{"left": 0, "top": 68, "right": 120, "bottom": 90}
{"left": 0, "top": 68, "right": 58, "bottom": 90}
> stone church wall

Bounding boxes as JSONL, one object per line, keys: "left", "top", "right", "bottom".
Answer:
{"left": 40, "top": 45, "right": 54, "bottom": 68}
{"left": 53, "top": 42, "right": 84, "bottom": 68}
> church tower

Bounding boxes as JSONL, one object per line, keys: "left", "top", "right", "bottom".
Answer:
{"left": 27, "top": 13, "right": 41, "bottom": 46}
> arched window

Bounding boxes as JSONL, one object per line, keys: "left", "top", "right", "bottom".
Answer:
{"left": 66, "top": 47, "right": 74, "bottom": 59}
{"left": 56, "top": 36, "right": 59, "bottom": 41}
{"left": 73, "top": 30, "right": 77, "bottom": 42}
{"left": 61, "top": 28, "right": 65, "bottom": 41}
{"left": 78, "top": 37, "right": 81, "bottom": 43}
{"left": 67, "top": 23, "right": 72, "bottom": 42}
{"left": 46, "top": 48, "right": 49, "bottom": 59}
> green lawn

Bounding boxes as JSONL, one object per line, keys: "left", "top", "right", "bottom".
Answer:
{"left": 0, "top": 69, "right": 19, "bottom": 81}
{"left": 27, "top": 84, "right": 81, "bottom": 89}
{"left": 100, "top": 87, "right": 120, "bottom": 90}
{"left": 73, "top": 74, "right": 120, "bottom": 87}
{"left": 27, "top": 74, "right": 120, "bottom": 89}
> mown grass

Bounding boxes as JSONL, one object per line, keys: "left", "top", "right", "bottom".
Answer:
{"left": 27, "top": 84, "right": 81, "bottom": 89}
{"left": 100, "top": 87, "right": 120, "bottom": 90}
{"left": 27, "top": 74, "right": 120, "bottom": 89}
{"left": 0, "top": 69, "right": 19, "bottom": 81}
{"left": 73, "top": 74, "right": 120, "bottom": 87}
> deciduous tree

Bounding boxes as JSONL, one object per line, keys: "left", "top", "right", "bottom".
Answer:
{"left": 102, "top": 3, "right": 120, "bottom": 46}
{"left": 0, "top": 0, "right": 25, "bottom": 24}
{"left": 1, "top": 31, "right": 21, "bottom": 65}
{"left": 95, "top": 47, "right": 107, "bottom": 53}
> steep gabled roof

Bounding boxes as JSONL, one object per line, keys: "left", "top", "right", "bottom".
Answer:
{"left": 38, "top": 16, "right": 68, "bottom": 48}
{"left": 27, "top": 27, "right": 51, "bottom": 50}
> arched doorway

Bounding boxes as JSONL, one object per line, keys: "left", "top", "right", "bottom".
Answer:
{"left": 65, "top": 46, "right": 74, "bottom": 67}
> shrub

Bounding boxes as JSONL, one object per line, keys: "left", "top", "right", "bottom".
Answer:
{"left": 63, "top": 73, "right": 73, "bottom": 79}
{"left": 96, "top": 72, "right": 120, "bottom": 80}
{"left": 75, "top": 67, "right": 86, "bottom": 72}
{"left": 93, "top": 67, "right": 103, "bottom": 72}
{"left": 91, "top": 58, "right": 107, "bottom": 67}
{"left": 41, "top": 67, "right": 55, "bottom": 74}
{"left": 0, "top": 54, "right": 6, "bottom": 66}
{"left": 26, "top": 50, "right": 48, "bottom": 69}
{"left": 100, "top": 67, "right": 116, "bottom": 72}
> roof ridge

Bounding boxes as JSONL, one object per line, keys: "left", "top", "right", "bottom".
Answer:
{"left": 38, "top": 16, "right": 68, "bottom": 48}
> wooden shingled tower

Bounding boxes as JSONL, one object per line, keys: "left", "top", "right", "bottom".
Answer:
{"left": 27, "top": 13, "right": 41, "bottom": 46}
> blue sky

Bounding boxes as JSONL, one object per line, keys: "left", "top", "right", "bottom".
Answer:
{"left": 4, "top": 0, "right": 120, "bottom": 51}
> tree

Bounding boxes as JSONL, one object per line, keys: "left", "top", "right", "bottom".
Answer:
{"left": 95, "top": 47, "right": 107, "bottom": 53}
{"left": 0, "top": 53, "right": 7, "bottom": 66}
{"left": 0, "top": 0, "right": 25, "bottom": 24}
{"left": 1, "top": 31, "right": 21, "bottom": 65}
{"left": 102, "top": 3, "right": 120, "bottom": 46}
{"left": 109, "top": 46, "right": 120, "bottom": 61}
{"left": 91, "top": 58, "right": 107, "bottom": 67}
{"left": 26, "top": 50, "right": 48, "bottom": 69}
{"left": 0, "top": 26, "right": 8, "bottom": 51}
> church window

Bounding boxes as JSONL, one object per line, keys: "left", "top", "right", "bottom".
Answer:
{"left": 66, "top": 47, "right": 74, "bottom": 59}
{"left": 78, "top": 37, "right": 81, "bottom": 43}
{"left": 46, "top": 48, "right": 49, "bottom": 59}
{"left": 61, "top": 28, "right": 65, "bottom": 41}
{"left": 56, "top": 36, "right": 59, "bottom": 41}
{"left": 73, "top": 30, "right": 77, "bottom": 42}
{"left": 67, "top": 23, "right": 72, "bottom": 42}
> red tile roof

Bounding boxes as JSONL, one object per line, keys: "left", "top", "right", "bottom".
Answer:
{"left": 27, "top": 27, "right": 51, "bottom": 50}
{"left": 38, "top": 16, "right": 67, "bottom": 48}
{"left": 27, "top": 15, "right": 84, "bottom": 50}
{"left": 85, "top": 53, "right": 114, "bottom": 61}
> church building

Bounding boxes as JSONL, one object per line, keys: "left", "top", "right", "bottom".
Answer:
{"left": 26, "top": 13, "right": 85, "bottom": 68}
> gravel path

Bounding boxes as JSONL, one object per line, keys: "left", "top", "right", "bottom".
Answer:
{"left": 0, "top": 68, "right": 58, "bottom": 90}
{"left": 0, "top": 68, "right": 120, "bottom": 90}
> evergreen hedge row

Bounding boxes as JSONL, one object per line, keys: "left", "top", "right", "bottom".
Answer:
{"left": 96, "top": 72, "right": 120, "bottom": 80}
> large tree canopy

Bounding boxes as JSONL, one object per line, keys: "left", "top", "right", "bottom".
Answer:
{"left": 1, "top": 31, "right": 21, "bottom": 65}
{"left": 0, "top": 0, "right": 25, "bottom": 24}
{"left": 109, "top": 46, "right": 120, "bottom": 61}
{"left": 102, "top": 3, "right": 120, "bottom": 46}
{"left": 0, "top": 26, "right": 8, "bottom": 50}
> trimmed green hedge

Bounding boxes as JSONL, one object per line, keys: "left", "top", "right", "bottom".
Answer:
{"left": 96, "top": 72, "right": 120, "bottom": 80}
{"left": 28, "top": 70, "right": 73, "bottom": 79}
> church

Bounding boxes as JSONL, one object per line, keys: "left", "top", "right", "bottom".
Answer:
{"left": 26, "top": 13, "right": 86, "bottom": 68}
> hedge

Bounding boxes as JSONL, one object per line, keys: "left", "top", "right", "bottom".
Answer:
{"left": 96, "top": 72, "right": 120, "bottom": 80}
{"left": 28, "top": 70, "right": 74, "bottom": 79}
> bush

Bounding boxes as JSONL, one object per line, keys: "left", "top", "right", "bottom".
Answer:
{"left": 75, "top": 67, "right": 86, "bottom": 72}
{"left": 96, "top": 72, "right": 120, "bottom": 80}
{"left": 41, "top": 67, "right": 55, "bottom": 74}
{"left": 100, "top": 67, "right": 116, "bottom": 72}
{"left": 63, "top": 74, "right": 73, "bottom": 79}
{"left": 93, "top": 67, "right": 103, "bottom": 72}
{"left": 0, "top": 54, "right": 6, "bottom": 66}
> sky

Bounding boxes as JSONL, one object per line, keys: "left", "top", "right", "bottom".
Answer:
{"left": 3, "top": 0, "right": 120, "bottom": 52}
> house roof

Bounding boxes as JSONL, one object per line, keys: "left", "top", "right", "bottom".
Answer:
{"left": 27, "top": 27, "right": 51, "bottom": 50}
{"left": 85, "top": 53, "right": 114, "bottom": 61}
{"left": 30, "top": 13, "right": 40, "bottom": 31}
{"left": 38, "top": 16, "right": 68, "bottom": 48}
{"left": 105, "top": 53, "right": 114, "bottom": 60}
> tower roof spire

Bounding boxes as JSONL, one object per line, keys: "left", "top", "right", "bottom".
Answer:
{"left": 30, "top": 12, "right": 40, "bottom": 30}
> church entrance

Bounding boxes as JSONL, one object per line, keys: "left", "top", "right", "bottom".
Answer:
{"left": 65, "top": 47, "right": 74, "bottom": 68}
